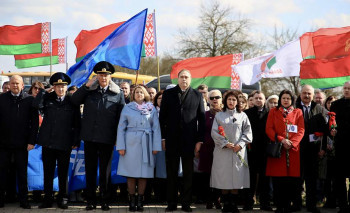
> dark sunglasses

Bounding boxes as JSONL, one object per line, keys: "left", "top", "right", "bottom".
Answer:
{"left": 209, "top": 96, "right": 221, "bottom": 100}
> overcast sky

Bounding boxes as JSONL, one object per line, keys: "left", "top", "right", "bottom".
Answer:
{"left": 1, "top": 0, "right": 350, "bottom": 73}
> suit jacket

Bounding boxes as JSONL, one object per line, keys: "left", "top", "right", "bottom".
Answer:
{"left": 0, "top": 91, "right": 39, "bottom": 149}
{"left": 33, "top": 89, "right": 81, "bottom": 151}
{"left": 159, "top": 85, "right": 205, "bottom": 157}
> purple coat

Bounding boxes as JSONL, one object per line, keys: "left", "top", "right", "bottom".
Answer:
{"left": 198, "top": 111, "right": 216, "bottom": 173}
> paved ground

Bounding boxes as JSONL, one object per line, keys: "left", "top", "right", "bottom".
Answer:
{"left": 0, "top": 203, "right": 340, "bottom": 213}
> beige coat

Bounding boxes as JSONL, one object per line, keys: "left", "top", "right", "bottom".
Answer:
{"left": 210, "top": 109, "right": 252, "bottom": 189}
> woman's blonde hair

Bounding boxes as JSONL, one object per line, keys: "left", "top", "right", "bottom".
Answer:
{"left": 131, "top": 85, "right": 151, "bottom": 102}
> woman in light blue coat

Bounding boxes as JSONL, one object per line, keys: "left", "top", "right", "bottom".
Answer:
{"left": 116, "top": 85, "right": 162, "bottom": 211}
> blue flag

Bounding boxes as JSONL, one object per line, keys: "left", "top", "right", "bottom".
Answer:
{"left": 67, "top": 9, "right": 148, "bottom": 87}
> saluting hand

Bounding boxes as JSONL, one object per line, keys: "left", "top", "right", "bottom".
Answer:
{"left": 86, "top": 76, "right": 97, "bottom": 88}
{"left": 45, "top": 86, "right": 54, "bottom": 93}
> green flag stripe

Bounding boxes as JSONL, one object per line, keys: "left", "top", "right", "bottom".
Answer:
{"left": 76, "top": 56, "right": 84, "bottom": 63}
{"left": 300, "top": 76, "right": 350, "bottom": 88}
{"left": 15, "top": 56, "right": 59, "bottom": 69}
{"left": 171, "top": 76, "right": 231, "bottom": 89}
{"left": 0, "top": 43, "right": 42, "bottom": 55}
{"left": 267, "top": 56, "right": 276, "bottom": 69}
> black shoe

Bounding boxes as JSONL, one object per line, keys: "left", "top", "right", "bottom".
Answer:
{"left": 165, "top": 204, "right": 177, "bottom": 211}
{"left": 181, "top": 205, "right": 192, "bottom": 212}
{"left": 136, "top": 195, "right": 144, "bottom": 212}
{"left": 129, "top": 194, "right": 137, "bottom": 211}
{"left": 0, "top": 203, "right": 4, "bottom": 208}
{"left": 38, "top": 201, "right": 53, "bottom": 209}
{"left": 57, "top": 198, "right": 68, "bottom": 209}
{"left": 261, "top": 205, "right": 273, "bottom": 211}
{"left": 307, "top": 207, "right": 321, "bottom": 213}
{"left": 19, "top": 202, "right": 31, "bottom": 209}
{"left": 101, "top": 203, "right": 110, "bottom": 211}
{"left": 86, "top": 204, "right": 96, "bottom": 211}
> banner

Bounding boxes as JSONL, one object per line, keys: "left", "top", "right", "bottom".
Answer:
{"left": 234, "top": 39, "right": 302, "bottom": 85}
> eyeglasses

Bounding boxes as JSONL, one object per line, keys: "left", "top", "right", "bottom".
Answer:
{"left": 209, "top": 96, "right": 221, "bottom": 100}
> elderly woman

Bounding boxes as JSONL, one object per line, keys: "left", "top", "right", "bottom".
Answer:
{"left": 198, "top": 90, "right": 223, "bottom": 209}
{"left": 116, "top": 85, "right": 162, "bottom": 211}
{"left": 266, "top": 95, "right": 279, "bottom": 110}
{"left": 265, "top": 89, "right": 305, "bottom": 213}
{"left": 211, "top": 90, "right": 252, "bottom": 213}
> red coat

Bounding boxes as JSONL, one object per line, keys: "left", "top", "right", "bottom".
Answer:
{"left": 265, "top": 107, "right": 305, "bottom": 177}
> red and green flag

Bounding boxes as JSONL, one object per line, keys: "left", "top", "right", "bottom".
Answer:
{"left": 0, "top": 22, "right": 51, "bottom": 55}
{"left": 14, "top": 38, "right": 66, "bottom": 68}
{"left": 170, "top": 54, "right": 235, "bottom": 89}
{"left": 300, "top": 26, "right": 350, "bottom": 88}
{"left": 300, "top": 55, "right": 350, "bottom": 88}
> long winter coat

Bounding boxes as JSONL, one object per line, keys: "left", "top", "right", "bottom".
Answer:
{"left": 0, "top": 91, "right": 38, "bottom": 149}
{"left": 116, "top": 102, "right": 162, "bottom": 178}
{"left": 159, "top": 85, "right": 205, "bottom": 157}
{"left": 265, "top": 107, "right": 305, "bottom": 177}
{"left": 210, "top": 109, "right": 252, "bottom": 190}
{"left": 71, "top": 80, "right": 124, "bottom": 145}
{"left": 33, "top": 89, "right": 81, "bottom": 151}
{"left": 330, "top": 98, "right": 350, "bottom": 177}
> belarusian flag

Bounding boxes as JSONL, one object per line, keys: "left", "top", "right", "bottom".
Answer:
{"left": 234, "top": 39, "right": 302, "bottom": 85}
{"left": 170, "top": 54, "right": 235, "bottom": 89}
{"left": 0, "top": 22, "right": 51, "bottom": 55}
{"left": 300, "top": 26, "right": 350, "bottom": 59}
{"left": 14, "top": 38, "right": 66, "bottom": 68}
{"left": 74, "top": 22, "right": 124, "bottom": 62}
{"left": 300, "top": 55, "right": 350, "bottom": 88}
{"left": 143, "top": 12, "right": 157, "bottom": 57}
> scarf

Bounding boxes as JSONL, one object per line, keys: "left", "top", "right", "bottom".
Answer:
{"left": 135, "top": 102, "right": 154, "bottom": 115}
{"left": 279, "top": 106, "right": 294, "bottom": 118}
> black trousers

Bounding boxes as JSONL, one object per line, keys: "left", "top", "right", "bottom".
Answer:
{"left": 272, "top": 177, "right": 299, "bottom": 210}
{"left": 42, "top": 147, "right": 71, "bottom": 200}
{"left": 84, "top": 141, "right": 113, "bottom": 204}
{"left": 166, "top": 156, "right": 193, "bottom": 206}
{"left": 0, "top": 148, "right": 28, "bottom": 203}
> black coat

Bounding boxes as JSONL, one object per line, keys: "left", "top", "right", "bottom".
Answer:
{"left": 0, "top": 91, "right": 39, "bottom": 149}
{"left": 296, "top": 100, "right": 328, "bottom": 178}
{"left": 245, "top": 105, "right": 269, "bottom": 172}
{"left": 330, "top": 98, "right": 350, "bottom": 176}
{"left": 159, "top": 85, "right": 205, "bottom": 157}
{"left": 71, "top": 81, "right": 125, "bottom": 145}
{"left": 33, "top": 89, "right": 81, "bottom": 151}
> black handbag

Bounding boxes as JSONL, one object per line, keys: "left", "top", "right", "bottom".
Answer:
{"left": 266, "top": 134, "right": 282, "bottom": 158}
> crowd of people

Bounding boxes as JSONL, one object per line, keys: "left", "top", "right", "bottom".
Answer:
{"left": 0, "top": 61, "right": 350, "bottom": 213}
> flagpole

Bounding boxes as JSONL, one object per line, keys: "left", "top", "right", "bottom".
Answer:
{"left": 65, "top": 36, "right": 68, "bottom": 72}
{"left": 49, "top": 23, "right": 52, "bottom": 76}
{"left": 153, "top": 10, "right": 160, "bottom": 91}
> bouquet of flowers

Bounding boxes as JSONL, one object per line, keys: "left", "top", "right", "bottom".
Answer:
{"left": 328, "top": 112, "right": 337, "bottom": 142}
{"left": 218, "top": 126, "right": 249, "bottom": 168}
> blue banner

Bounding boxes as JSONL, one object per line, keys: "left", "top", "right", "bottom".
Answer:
{"left": 67, "top": 9, "right": 148, "bottom": 87}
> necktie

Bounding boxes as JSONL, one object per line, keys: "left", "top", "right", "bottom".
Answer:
{"left": 58, "top": 97, "right": 62, "bottom": 104}
{"left": 304, "top": 105, "right": 309, "bottom": 123}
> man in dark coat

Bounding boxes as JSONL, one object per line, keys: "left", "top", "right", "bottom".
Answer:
{"left": 244, "top": 91, "right": 272, "bottom": 211}
{"left": 0, "top": 75, "right": 39, "bottom": 209}
{"left": 71, "top": 61, "right": 125, "bottom": 211}
{"left": 330, "top": 81, "right": 350, "bottom": 213}
{"left": 33, "top": 73, "right": 81, "bottom": 209}
{"left": 296, "top": 85, "right": 328, "bottom": 213}
{"left": 159, "top": 69, "right": 205, "bottom": 212}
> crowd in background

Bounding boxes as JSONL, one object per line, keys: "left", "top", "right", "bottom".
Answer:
{"left": 0, "top": 63, "right": 350, "bottom": 213}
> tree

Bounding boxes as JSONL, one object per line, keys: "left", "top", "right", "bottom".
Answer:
{"left": 177, "top": 1, "right": 253, "bottom": 58}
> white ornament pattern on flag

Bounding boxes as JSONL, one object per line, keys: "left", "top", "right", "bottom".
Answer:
{"left": 58, "top": 38, "right": 66, "bottom": 64}
{"left": 41, "top": 22, "right": 50, "bottom": 54}
{"left": 144, "top": 13, "right": 155, "bottom": 57}
{"left": 231, "top": 53, "right": 244, "bottom": 89}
